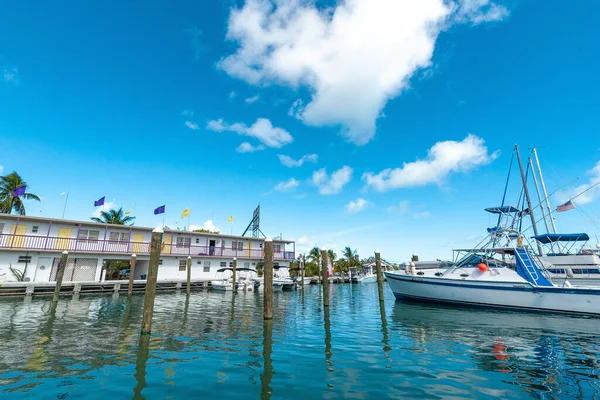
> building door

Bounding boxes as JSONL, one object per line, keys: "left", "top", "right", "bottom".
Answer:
{"left": 56, "top": 228, "right": 72, "bottom": 250}
{"left": 9, "top": 224, "right": 27, "bottom": 247}
{"left": 131, "top": 234, "right": 145, "bottom": 253}
{"left": 34, "top": 257, "right": 52, "bottom": 282}
{"left": 209, "top": 240, "right": 215, "bottom": 256}
{"left": 162, "top": 234, "right": 172, "bottom": 254}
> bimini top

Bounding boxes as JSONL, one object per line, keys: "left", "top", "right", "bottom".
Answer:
{"left": 216, "top": 267, "right": 234, "bottom": 272}
{"left": 484, "top": 206, "right": 521, "bottom": 214}
{"left": 532, "top": 233, "right": 590, "bottom": 244}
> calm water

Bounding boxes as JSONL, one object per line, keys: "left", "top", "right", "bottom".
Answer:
{"left": 1, "top": 284, "right": 600, "bottom": 399}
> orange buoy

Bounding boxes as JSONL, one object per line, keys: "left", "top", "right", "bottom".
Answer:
{"left": 478, "top": 263, "right": 488, "bottom": 272}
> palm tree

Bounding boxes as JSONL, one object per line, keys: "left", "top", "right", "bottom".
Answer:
{"left": 0, "top": 171, "right": 41, "bottom": 215}
{"left": 343, "top": 246, "right": 357, "bottom": 271}
{"left": 327, "top": 249, "right": 336, "bottom": 263}
{"left": 91, "top": 207, "right": 135, "bottom": 225}
{"left": 308, "top": 246, "right": 321, "bottom": 265}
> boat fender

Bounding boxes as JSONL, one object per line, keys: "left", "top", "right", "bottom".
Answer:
{"left": 478, "top": 263, "right": 488, "bottom": 272}
{"left": 566, "top": 267, "right": 574, "bottom": 278}
{"left": 563, "top": 280, "right": 572, "bottom": 288}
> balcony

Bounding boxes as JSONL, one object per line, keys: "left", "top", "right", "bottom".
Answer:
{"left": 0, "top": 234, "right": 295, "bottom": 260}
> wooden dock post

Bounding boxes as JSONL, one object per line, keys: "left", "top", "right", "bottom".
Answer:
{"left": 128, "top": 254, "right": 137, "bottom": 297}
{"left": 232, "top": 257, "right": 237, "bottom": 294}
{"left": 300, "top": 256, "right": 305, "bottom": 291}
{"left": 375, "top": 251, "right": 385, "bottom": 303}
{"left": 52, "top": 251, "right": 69, "bottom": 303}
{"left": 264, "top": 238, "right": 274, "bottom": 320}
{"left": 140, "top": 226, "right": 163, "bottom": 335}
{"left": 321, "top": 249, "right": 329, "bottom": 307}
{"left": 186, "top": 256, "right": 192, "bottom": 295}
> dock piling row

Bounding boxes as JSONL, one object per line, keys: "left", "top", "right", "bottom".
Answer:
{"left": 321, "top": 249, "right": 329, "bottom": 308}
{"left": 140, "top": 227, "right": 163, "bottom": 335}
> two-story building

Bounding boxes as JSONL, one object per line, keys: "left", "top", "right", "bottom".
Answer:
{"left": 0, "top": 214, "right": 295, "bottom": 283}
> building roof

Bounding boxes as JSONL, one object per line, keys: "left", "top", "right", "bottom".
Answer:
{"left": 0, "top": 213, "right": 293, "bottom": 243}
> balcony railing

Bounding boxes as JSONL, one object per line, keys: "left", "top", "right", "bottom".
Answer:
{"left": 0, "top": 234, "right": 295, "bottom": 260}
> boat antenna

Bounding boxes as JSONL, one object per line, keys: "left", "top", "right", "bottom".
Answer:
{"left": 532, "top": 148, "right": 557, "bottom": 233}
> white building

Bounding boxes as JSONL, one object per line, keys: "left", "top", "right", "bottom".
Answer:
{"left": 0, "top": 214, "right": 295, "bottom": 283}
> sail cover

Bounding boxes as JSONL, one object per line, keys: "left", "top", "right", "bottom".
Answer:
{"left": 532, "top": 233, "right": 590, "bottom": 244}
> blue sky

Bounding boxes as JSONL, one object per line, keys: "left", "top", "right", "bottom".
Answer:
{"left": 1, "top": 0, "right": 600, "bottom": 261}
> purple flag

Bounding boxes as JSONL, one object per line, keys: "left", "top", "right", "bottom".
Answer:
{"left": 12, "top": 186, "right": 26, "bottom": 197}
{"left": 94, "top": 196, "right": 105, "bottom": 207}
{"left": 154, "top": 205, "right": 166, "bottom": 215}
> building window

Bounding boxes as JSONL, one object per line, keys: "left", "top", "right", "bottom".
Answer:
{"left": 231, "top": 241, "right": 237, "bottom": 250}
{"left": 78, "top": 229, "right": 100, "bottom": 242}
{"left": 229, "top": 262, "right": 234, "bottom": 267}
{"left": 177, "top": 237, "right": 191, "bottom": 248}
{"left": 196, "top": 238, "right": 200, "bottom": 244}
{"left": 274, "top": 244, "right": 281, "bottom": 253}
{"left": 244, "top": 262, "right": 250, "bottom": 268}
{"left": 179, "top": 259, "right": 187, "bottom": 271}
{"left": 238, "top": 242, "right": 244, "bottom": 250}
{"left": 220, "top": 261, "right": 227, "bottom": 267}
{"left": 159, "top": 259, "right": 163, "bottom": 265}
{"left": 18, "top": 256, "right": 32, "bottom": 263}
{"left": 109, "top": 232, "right": 128, "bottom": 242}
{"left": 204, "top": 261, "right": 211, "bottom": 273}
{"left": 32, "top": 226, "right": 39, "bottom": 233}
{"left": 197, "top": 261, "right": 202, "bottom": 264}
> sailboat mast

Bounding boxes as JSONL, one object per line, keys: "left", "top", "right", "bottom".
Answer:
{"left": 515, "top": 144, "right": 543, "bottom": 255}
{"left": 532, "top": 148, "right": 557, "bottom": 234}
{"left": 529, "top": 157, "right": 550, "bottom": 232}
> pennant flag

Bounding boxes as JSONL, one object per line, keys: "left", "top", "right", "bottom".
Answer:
{"left": 94, "top": 196, "right": 105, "bottom": 207}
{"left": 181, "top": 208, "right": 190, "bottom": 218}
{"left": 12, "top": 186, "right": 26, "bottom": 197}
{"left": 228, "top": 216, "right": 233, "bottom": 223}
{"left": 556, "top": 200, "right": 575, "bottom": 213}
{"left": 125, "top": 210, "right": 133, "bottom": 215}
{"left": 154, "top": 205, "right": 166, "bottom": 215}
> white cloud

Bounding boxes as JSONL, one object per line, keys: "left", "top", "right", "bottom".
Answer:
{"left": 91, "top": 201, "right": 116, "bottom": 218}
{"left": 363, "top": 134, "right": 498, "bottom": 191}
{"left": 185, "top": 121, "right": 200, "bottom": 130}
{"left": 561, "top": 161, "right": 600, "bottom": 205}
{"left": 386, "top": 200, "right": 411, "bottom": 215}
{"left": 245, "top": 94, "right": 260, "bottom": 103}
{"left": 412, "top": 211, "right": 431, "bottom": 219}
{"left": 278, "top": 153, "right": 318, "bottom": 168}
{"left": 346, "top": 198, "right": 370, "bottom": 213}
{"left": 206, "top": 117, "right": 293, "bottom": 148}
{"left": 236, "top": 142, "right": 265, "bottom": 153}
{"left": 3, "top": 68, "right": 18, "bottom": 83}
{"left": 190, "top": 220, "right": 220, "bottom": 233}
{"left": 229, "top": 90, "right": 237, "bottom": 98}
{"left": 298, "top": 236, "right": 309, "bottom": 245}
{"left": 181, "top": 109, "right": 194, "bottom": 116}
{"left": 219, "top": 0, "right": 508, "bottom": 145}
{"left": 274, "top": 178, "right": 300, "bottom": 192}
{"left": 313, "top": 166, "right": 353, "bottom": 195}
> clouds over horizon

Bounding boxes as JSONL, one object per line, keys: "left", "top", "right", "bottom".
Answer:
{"left": 278, "top": 153, "right": 318, "bottom": 168}
{"left": 559, "top": 160, "right": 600, "bottom": 205}
{"left": 346, "top": 198, "right": 371, "bottom": 213}
{"left": 274, "top": 178, "right": 300, "bottom": 192}
{"left": 190, "top": 219, "right": 220, "bottom": 233}
{"left": 219, "top": 0, "right": 508, "bottom": 145}
{"left": 363, "top": 134, "right": 498, "bottom": 191}
{"left": 313, "top": 166, "right": 353, "bottom": 195}
{"left": 207, "top": 117, "right": 293, "bottom": 148}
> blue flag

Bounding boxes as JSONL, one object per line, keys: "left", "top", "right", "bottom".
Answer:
{"left": 154, "top": 205, "right": 166, "bottom": 215}
{"left": 12, "top": 186, "right": 26, "bottom": 197}
{"left": 94, "top": 196, "right": 105, "bottom": 207}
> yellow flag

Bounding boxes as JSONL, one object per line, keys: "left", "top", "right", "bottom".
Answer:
{"left": 228, "top": 216, "right": 233, "bottom": 223}
{"left": 181, "top": 208, "right": 190, "bottom": 218}
{"left": 125, "top": 210, "right": 133, "bottom": 215}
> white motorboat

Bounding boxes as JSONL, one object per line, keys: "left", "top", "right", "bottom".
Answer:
{"left": 211, "top": 267, "right": 233, "bottom": 291}
{"left": 302, "top": 277, "right": 313, "bottom": 285}
{"left": 273, "top": 266, "right": 296, "bottom": 290}
{"left": 236, "top": 267, "right": 260, "bottom": 292}
{"left": 387, "top": 231, "right": 600, "bottom": 316}
{"left": 250, "top": 276, "right": 284, "bottom": 291}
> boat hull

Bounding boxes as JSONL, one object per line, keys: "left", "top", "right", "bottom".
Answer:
{"left": 360, "top": 275, "right": 377, "bottom": 283}
{"left": 212, "top": 282, "right": 232, "bottom": 291}
{"left": 385, "top": 272, "right": 600, "bottom": 315}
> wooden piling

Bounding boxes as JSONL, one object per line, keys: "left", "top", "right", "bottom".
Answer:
{"left": 232, "top": 257, "right": 237, "bottom": 294}
{"left": 321, "top": 249, "right": 329, "bottom": 307}
{"left": 264, "top": 238, "right": 274, "bottom": 320}
{"left": 128, "top": 254, "right": 137, "bottom": 297}
{"left": 140, "top": 227, "right": 163, "bottom": 335}
{"left": 52, "top": 251, "right": 69, "bottom": 303}
{"left": 300, "top": 257, "right": 305, "bottom": 291}
{"left": 186, "top": 256, "right": 192, "bottom": 295}
{"left": 375, "top": 251, "right": 384, "bottom": 303}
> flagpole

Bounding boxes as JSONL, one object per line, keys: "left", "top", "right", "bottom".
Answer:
{"left": 61, "top": 192, "right": 69, "bottom": 219}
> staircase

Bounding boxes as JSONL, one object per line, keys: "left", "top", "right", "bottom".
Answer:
{"left": 514, "top": 248, "right": 553, "bottom": 287}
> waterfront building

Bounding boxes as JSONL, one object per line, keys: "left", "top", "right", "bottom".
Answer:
{"left": 0, "top": 214, "right": 294, "bottom": 283}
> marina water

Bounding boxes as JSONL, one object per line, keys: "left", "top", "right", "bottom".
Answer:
{"left": 1, "top": 284, "right": 599, "bottom": 399}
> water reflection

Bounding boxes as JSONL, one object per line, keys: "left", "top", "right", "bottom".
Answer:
{"left": 260, "top": 320, "right": 273, "bottom": 400}
{"left": 391, "top": 302, "right": 600, "bottom": 398}
{"left": 379, "top": 304, "right": 391, "bottom": 366}
{"left": 26, "top": 302, "right": 57, "bottom": 372}
{"left": 133, "top": 334, "right": 151, "bottom": 399}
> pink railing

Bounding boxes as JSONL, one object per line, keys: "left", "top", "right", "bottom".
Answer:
{"left": 0, "top": 234, "right": 294, "bottom": 260}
